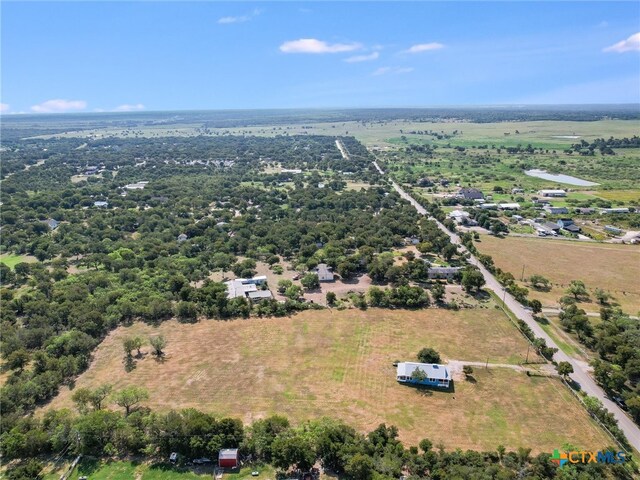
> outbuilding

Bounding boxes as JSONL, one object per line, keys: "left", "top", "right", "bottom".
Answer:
{"left": 218, "top": 449, "right": 239, "bottom": 468}
{"left": 315, "top": 263, "right": 334, "bottom": 282}
{"left": 538, "top": 189, "right": 566, "bottom": 197}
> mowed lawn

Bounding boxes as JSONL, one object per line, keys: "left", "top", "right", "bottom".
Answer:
{"left": 46, "top": 309, "right": 610, "bottom": 453}
{"left": 0, "top": 253, "right": 38, "bottom": 269}
{"left": 44, "top": 459, "right": 274, "bottom": 480}
{"left": 476, "top": 236, "right": 640, "bottom": 313}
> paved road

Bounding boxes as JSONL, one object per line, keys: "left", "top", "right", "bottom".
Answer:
{"left": 379, "top": 166, "right": 640, "bottom": 451}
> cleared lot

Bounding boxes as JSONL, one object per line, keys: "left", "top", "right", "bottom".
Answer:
{"left": 46, "top": 308, "right": 609, "bottom": 452}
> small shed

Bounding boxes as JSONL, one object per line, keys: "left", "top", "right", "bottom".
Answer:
{"left": 219, "top": 448, "right": 239, "bottom": 468}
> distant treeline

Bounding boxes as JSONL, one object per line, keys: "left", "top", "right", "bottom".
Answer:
{"left": 2, "top": 106, "right": 639, "bottom": 140}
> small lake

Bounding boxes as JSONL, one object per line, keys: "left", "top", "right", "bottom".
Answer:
{"left": 524, "top": 169, "right": 599, "bottom": 186}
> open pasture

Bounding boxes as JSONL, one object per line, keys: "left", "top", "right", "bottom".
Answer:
{"left": 26, "top": 119, "right": 640, "bottom": 149}
{"left": 475, "top": 235, "right": 640, "bottom": 313}
{"left": 45, "top": 308, "right": 610, "bottom": 452}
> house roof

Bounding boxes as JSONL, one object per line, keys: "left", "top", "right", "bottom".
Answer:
{"left": 449, "top": 209, "right": 469, "bottom": 218}
{"left": 225, "top": 280, "right": 257, "bottom": 298}
{"left": 316, "top": 263, "right": 334, "bottom": 279}
{"left": 542, "top": 222, "right": 560, "bottom": 230}
{"left": 564, "top": 224, "right": 580, "bottom": 232}
{"left": 458, "top": 187, "right": 484, "bottom": 199}
{"left": 248, "top": 290, "right": 273, "bottom": 299}
{"left": 397, "top": 362, "right": 450, "bottom": 380}
{"left": 428, "top": 267, "right": 462, "bottom": 274}
{"left": 219, "top": 449, "right": 238, "bottom": 459}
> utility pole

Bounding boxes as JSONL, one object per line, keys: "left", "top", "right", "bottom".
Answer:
{"left": 520, "top": 264, "right": 526, "bottom": 282}
{"left": 485, "top": 358, "right": 489, "bottom": 370}
{"left": 525, "top": 344, "right": 530, "bottom": 364}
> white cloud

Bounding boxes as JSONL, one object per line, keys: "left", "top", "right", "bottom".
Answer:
{"left": 372, "top": 66, "right": 414, "bottom": 76}
{"left": 603, "top": 32, "right": 640, "bottom": 53}
{"left": 218, "top": 15, "right": 249, "bottom": 24}
{"left": 114, "top": 103, "right": 145, "bottom": 112}
{"left": 0, "top": 103, "right": 9, "bottom": 113}
{"left": 344, "top": 52, "right": 379, "bottom": 63}
{"left": 405, "top": 42, "right": 445, "bottom": 53}
{"left": 30, "top": 99, "right": 87, "bottom": 113}
{"left": 218, "top": 9, "right": 261, "bottom": 25}
{"left": 596, "top": 21, "right": 609, "bottom": 29}
{"left": 280, "top": 38, "right": 361, "bottom": 54}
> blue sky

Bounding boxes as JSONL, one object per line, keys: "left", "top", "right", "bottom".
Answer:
{"left": 1, "top": 1, "right": 639, "bottom": 113}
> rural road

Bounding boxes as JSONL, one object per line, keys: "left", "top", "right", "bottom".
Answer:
{"left": 371, "top": 159, "right": 640, "bottom": 452}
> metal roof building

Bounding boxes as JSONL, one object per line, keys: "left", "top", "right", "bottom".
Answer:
{"left": 315, "top": 263, "right": 334, "bottom": 282}
{"left": 396, "top": 362, "right": 451, "bottom": 388}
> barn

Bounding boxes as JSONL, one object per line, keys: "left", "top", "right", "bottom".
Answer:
{"left": 218, "top": 448, "right": 239, "bottom": 468}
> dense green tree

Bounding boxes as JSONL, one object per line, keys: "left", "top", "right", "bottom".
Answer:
{"left": 113, "top": 386, "right": 149, "bottom": 416}
{"left": 417, "top": 347, "right": 441, "bottom": 364}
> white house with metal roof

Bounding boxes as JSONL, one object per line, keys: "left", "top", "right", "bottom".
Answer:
{"left": 396, "top": 362, "right": 451, "bottom": 388}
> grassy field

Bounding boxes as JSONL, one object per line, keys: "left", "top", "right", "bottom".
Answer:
{"left": 43, "top": 458, "right": 275, "bottom": 480}
{"left": 595, "top": 189, "right": 640, "bottom": 203}
{"left": 29, "top": 119, "right": 640, "bottom": 148}
{"left": 45, "top": 308, "right": 610, "bottom": 453}
{"left": 475, "top": 236, "right": 640, "bottom": 313}
{"left": 0, "top": 253, "right": 38, "bottom": 269}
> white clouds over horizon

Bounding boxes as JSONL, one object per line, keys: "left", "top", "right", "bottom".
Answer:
{"left": 280, "top": 38, "right": 362, "bottom": 54}
{"left": 372, "top": 66, "right": 414, "bottom": 76}
{"left": 31, "top": 99, "right": 86, "bottom": 113}
{"left": 344, "top": 52, "right": 379, "bottom": 63}
{"left": 218, "top": 9, "right": 261, "bottom": 25}
{"left": 405, "top": 42, "right": 445, "bottom": 53}
{"left": 114, "top": 103, "right": 145, "bottom": 112}
{"left": 603, "top": 32, "right": 640, "bottom": 53}
{"left": 0, "top": 103, "right": 9, "bottom": 113}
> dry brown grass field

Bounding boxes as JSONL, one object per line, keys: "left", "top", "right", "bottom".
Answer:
{"left": 475, "top": 236, "right": 640, "bottom": 314}
{"left": 46, "top": 308, "right": 611, "bottom": 453}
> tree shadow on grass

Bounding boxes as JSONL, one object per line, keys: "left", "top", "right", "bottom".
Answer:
{"left": 124, "top": 355, "right": 136, "bottom": 372}
{"left": 153, "top": 353, "right": 167, "bottom": 364}
{"left": 74, "top": 456, "right": 101, "bottom": 478}
{"left": 534, "top": 316, "right": 550, "bottom": 325}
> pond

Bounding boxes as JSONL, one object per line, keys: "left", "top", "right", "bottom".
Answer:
{"left": 524, "top": 169, "right": 599, "bottom": 186}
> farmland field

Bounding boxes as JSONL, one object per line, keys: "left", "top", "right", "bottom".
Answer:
{"left": 45, "top": 308, "right": 611, "bottom": 453}
{"left": 475, "top": 236, "right": 640, "bottom": 313}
